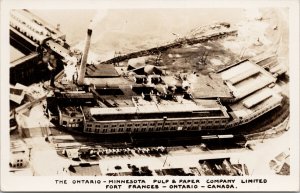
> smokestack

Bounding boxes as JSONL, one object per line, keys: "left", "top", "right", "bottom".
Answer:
{"left": 77, "top": 28, "right": 92, "bottom": 85}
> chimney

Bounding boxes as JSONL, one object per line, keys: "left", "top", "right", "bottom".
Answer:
{"left": 77, "top": 28, "right": 92, "bottom": 85}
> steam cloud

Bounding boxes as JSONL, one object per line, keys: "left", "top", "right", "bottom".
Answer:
{"left": 63, "top": 10, "right": 108, "bottom": 83}
{"left": 89, "top": 10, "right": 108, "bottom": 30}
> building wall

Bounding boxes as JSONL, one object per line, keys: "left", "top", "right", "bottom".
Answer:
{"left": 10, "top": 153, "right": 29, "bottom": 168}
{"left": 226, "top": 98, "right": 282, "bottom": 128}
{"left": 10, "top": 55, "right": 45, "bottom": 85}
{"left": 83, "top": 117, "right": 229, "bottom": 134}
{"left": 58, "top": 110, "right": 84, "bottom": 128}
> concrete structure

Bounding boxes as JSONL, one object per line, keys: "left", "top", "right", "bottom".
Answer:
{"left": 50, "top": 58, "right": 284, "bottom": 134}
{"left": 10, "top": 9, "right": 65, "bottom": 45}
{"left": 10, "top": 87, "right": 25, "bottom": 104}
{"left": 10, "top": 9, "right": 68, "bottom": 85}
{"left": 219, "top": 60, "right": 276, "bottom": 100}
{"left": 10, "top": 140, "right": 29, "bottom": 169}
{"left": 58, "top": 106, "right": 84, "bottom": 128}
{"left": 242, "top": 88, "right": 272, "bottom": 108}
{"left": 78, "top": 28, "right": 92, "bottom": 85}
{"left": 82, "top": 97, "right": 229, "bottom": 134}
{"left": 217, "top": 60, "right": 283, "bottom": 128}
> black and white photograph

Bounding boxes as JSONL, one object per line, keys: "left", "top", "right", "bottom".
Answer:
{"left": 1, "top": 0, "right": 299, "bottom": 191}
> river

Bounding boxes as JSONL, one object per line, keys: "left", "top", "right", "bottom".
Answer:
{"left": 29, "top": 9, "right": 245, "bottom": 59}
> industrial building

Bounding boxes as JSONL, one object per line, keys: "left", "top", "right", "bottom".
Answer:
{"left": 218, "top": 60, "right": 283, "bottom": 128}
{"left": 82, "top": 98, "right": 230, "bottom": 134}
{"left": 49, "top": 57, "right": 282, "bottom": 135}
{"left": 41, "top": 17, "right": 284, "bottom": 135}
{"left": 10, "top": 9, "right": 284, "bottom": 136}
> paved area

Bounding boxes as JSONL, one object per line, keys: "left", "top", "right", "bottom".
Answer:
{"left": 10, "top": 127, "right": 289, "bottom": 176}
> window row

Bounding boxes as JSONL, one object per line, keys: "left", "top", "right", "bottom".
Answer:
{"left": 85, "top": 119, "right": 228, "bottom": 129}
{"left": 85, "top": 125, "right": 211, "bottom": 133}
{"left": 69, "top": 118, "right": 83, "bottom": 123}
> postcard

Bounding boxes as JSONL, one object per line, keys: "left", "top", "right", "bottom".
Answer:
{"left": 1, "top": 0, "right": 299, "bottom": 191}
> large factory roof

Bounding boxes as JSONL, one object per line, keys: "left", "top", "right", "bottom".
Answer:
{"left": 86, "top": 108, "right": 227, "bottom": 121}
{"left": 229, "top": 89, "right": 282, "bottom": 119}
{"left": 53, "top": 91, "right": 97, "bottom": 106}
{"left": 59, "top": 106, "right": 83, "bottom": 117}
{"left": 187, "top": 73, "right": 232, "bottom": 99}
{"left": 85, "top": 67, "right": 232, "bottom": 100}
{"left": 83, "top": 96, "right": 229, "bottom": 121}
{"left": 56, "top": 50, "right": 281, "bottom": 124}
{"left": 17, "top": 9, "right": 65, "bottom": 39}
{"left": 228, "top": 68, "right": 259, "bottom": 85}
{"left": 11, "top": 52, "right": 39, "bottom": 68}
{"left": 56, "top": 91, "right": 94, "bottom": 99}
{"left": 46, "top": 40, "right": 70, "bottom": 59}
{"left": 218, "top": 60, "right": 276, "bottom": 99}
{"left": 242, "top": 88, "right": 272, "bottom": 109}
{"left": 234, "top": 76, "right": 273, "bottom": 99}
{"left": 85, "top": 77, "right": 133, "bottom": 87}
{"left": 86, "top": 64, "right": 119, "bottom": 77}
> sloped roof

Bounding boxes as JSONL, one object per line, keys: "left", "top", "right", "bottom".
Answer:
{"left": 86, "top": 64, "right": 119, "bottom": 77}
{"left": 188, "top": 73, "right": 232, "bottom": 98}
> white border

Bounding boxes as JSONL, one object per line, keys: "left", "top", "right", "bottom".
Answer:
{"left": 1, "top": 0, "right": 299, "bottom": 191}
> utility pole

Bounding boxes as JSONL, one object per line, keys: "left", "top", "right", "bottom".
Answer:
{"left": 199, "top": 51, "right": 208, "bottom": 65}
{"left": 240, "top": 47, "right": 247, "bottom": 60}
{"left": 155, "top": 52, "right": 161, "bottom": 66}
{"left": 261, "top": 131, "right": 267, "bottom": 143}
{"left": 114, "top": 51, "right": 121, "bottom": 66}
{"left": 162, "top": 116, "right": 167, "bottom": 131}
{"left": 163, "top": 155, "right": 168, "bottom": 167}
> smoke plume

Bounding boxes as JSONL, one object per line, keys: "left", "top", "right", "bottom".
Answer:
{"left": 89, "top": 10, "right": 108, "bottom": 30}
